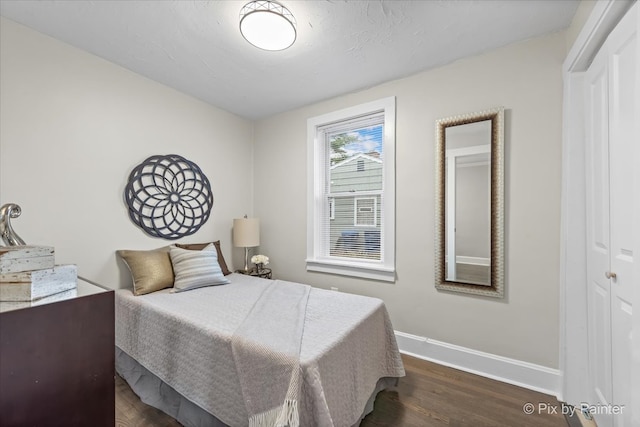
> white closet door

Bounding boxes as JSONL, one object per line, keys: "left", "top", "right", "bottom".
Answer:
{"left": 585, "top": 41, "right": 613, "bottom": 427}
{"left": 585, "top": 5, "right": 637, "bottom": 427}
{"left": 607, "top": 7, "right": 636, "bottom": 427}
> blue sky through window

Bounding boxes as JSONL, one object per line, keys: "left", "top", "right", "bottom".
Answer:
{"left": 343, "top": 125, "right": 383, "bottom": 157}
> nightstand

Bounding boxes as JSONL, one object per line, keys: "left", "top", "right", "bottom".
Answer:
{"left": 236, "top": 267, "right": 272, "bottom": 279}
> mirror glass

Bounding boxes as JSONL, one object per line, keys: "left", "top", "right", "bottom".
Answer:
{"left": 435, "top": 108, "right": 504, "bottom": 298}
{"left": 444, "top": 121, "right": 491, "bottom": 286}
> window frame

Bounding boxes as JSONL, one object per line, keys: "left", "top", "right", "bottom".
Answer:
{"left": 354, "top": 197, "right": 377, "bottom": 227}
{"left": 328, "top": 197, "right": 335, "bottom": 220}
{"left": 306, "top": 97, "right": 396, "bottom": 282}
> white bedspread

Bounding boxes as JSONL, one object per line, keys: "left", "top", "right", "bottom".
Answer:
{"left": 115, "top": 273, "right": 405, "bottom": 427}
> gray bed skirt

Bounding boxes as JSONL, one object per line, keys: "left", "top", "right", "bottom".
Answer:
{"left": 116, "top": 346, "right": 397, "bottom": 427}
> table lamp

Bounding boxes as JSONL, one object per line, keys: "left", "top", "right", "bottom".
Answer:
{"left": 233, "top": 216, "right": 260, "bottom": 272}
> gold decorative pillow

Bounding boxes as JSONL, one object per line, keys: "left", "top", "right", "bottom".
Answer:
{"left": 117, "top": 248, "right": 174, "bottom": 296}
{"left": 175, "top": 240, "right": 231, "bottom": 275}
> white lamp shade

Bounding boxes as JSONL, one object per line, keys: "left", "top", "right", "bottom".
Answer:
{"left": 233, "top": 218, "right": 260, "bottom": 247}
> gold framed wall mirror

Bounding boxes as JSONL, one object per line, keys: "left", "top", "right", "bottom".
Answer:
{"left": 434, "top": 107, "right": 504, "bottom": 298}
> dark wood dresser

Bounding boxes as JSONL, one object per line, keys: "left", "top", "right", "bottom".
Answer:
{"left": 0, "top": 279, "right": 115, "bottom": 426}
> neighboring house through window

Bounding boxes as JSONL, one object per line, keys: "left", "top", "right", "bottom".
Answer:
{"left": 328, "top": 197, "right": 335, "bottom": 220}
{"left": 355, "top": 197, "right": 377, "bottom": 227}
{"left": 307, "top": 97, "right": 395, "bottom": 281}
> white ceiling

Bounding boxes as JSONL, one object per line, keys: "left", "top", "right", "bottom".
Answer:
{"left": 0, "top": 0, "right": 580, "bottom": 120}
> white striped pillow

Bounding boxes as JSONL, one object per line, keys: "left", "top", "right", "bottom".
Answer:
{"left": 169, "top": 243, "right": 230, "bottom": 293}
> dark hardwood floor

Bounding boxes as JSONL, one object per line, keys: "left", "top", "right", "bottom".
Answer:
{"left": 116, "top": 375, "right": 180, "bottom": 427}
{"left": 360, "top": 355, "right": 566, "bottom": 427}
{"left": 115, "top": 354, "right": 567, "bottom": 427}
{"left": 445, "top": 262, "right": 491, "bottom": 286}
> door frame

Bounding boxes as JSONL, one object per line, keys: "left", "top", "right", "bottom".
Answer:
{"left": 560, "top": 1, "right": 639, "bottom": 421}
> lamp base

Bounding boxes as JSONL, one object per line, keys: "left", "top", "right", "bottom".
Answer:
{"left": 244, "top": 247, "right": 250, "bottom": 272}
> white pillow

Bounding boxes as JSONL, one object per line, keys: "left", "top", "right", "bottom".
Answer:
{"left": 169, "top": 243, "right": 230, "bottom": 293}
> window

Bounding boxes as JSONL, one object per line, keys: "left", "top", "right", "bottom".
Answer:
{"left": 307, "top": 97, "right": 395, "bottom": 281}
{"left": 354, "top": 197, "right": 377, "bottom": 227}
{"left": 328, "top": 197, "right": 335, "bottom": 220}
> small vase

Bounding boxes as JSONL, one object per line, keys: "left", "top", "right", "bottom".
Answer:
{"left": 256, "top": 263, "right": 264, "bottom": 273}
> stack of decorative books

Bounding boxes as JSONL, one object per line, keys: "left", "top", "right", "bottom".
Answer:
{"left": 0, "top": 246, "right": 77, "bottom": 303}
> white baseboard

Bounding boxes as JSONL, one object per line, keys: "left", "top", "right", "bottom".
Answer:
{"left": 444, "top": 256, "right": 491, "bottom": 266}
{"left": 395, "top": 331, "right": 561, "bottom": 398}
{"left": 456, "top": 256, "right": 490, "bottom": 266}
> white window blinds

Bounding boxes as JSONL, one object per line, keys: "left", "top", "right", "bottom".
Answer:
{"left": 319, "top": 113, "right": 384, "bottom": 261}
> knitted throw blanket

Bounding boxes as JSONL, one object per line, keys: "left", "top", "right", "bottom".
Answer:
{"left": 231, "top": 280, "right": 311, "bottom": 427}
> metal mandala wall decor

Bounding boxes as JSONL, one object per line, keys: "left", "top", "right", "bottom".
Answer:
{"left": 124, "top": 154, "right": 214, "bottom": 240}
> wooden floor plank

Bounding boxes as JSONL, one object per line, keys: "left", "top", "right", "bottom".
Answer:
{"left": 115, "top": 354, "right": 567, "bottom": 427}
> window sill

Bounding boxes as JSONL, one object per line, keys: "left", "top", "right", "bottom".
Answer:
{"left": 305, "top": 259, "right": 395, "bottom": 282}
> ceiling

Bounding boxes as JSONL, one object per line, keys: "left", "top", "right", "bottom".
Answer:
{"left": 0, "top": 0, "right": 580, "bottom": 120}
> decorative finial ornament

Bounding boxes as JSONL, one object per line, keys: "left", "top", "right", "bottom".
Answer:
{"left": 0, "top": 203, "right": 27, "bottom": 246}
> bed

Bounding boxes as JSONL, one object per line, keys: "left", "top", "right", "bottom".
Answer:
{"left": 115, "top": 268, "right": 405, "bottom": 427}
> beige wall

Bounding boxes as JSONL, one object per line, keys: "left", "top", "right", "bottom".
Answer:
{"left": 456, "top": 164, "right": 490, "bottom": 260}
{"left": 0, "top": 17, "right": 255, "bottom": 289}
{"left": 253, "top": 32, "right": 565, "bottom": 368}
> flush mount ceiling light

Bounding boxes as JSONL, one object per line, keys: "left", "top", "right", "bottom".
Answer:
{"left": 239, "top": 1, "right": 297, "bottom": 51}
